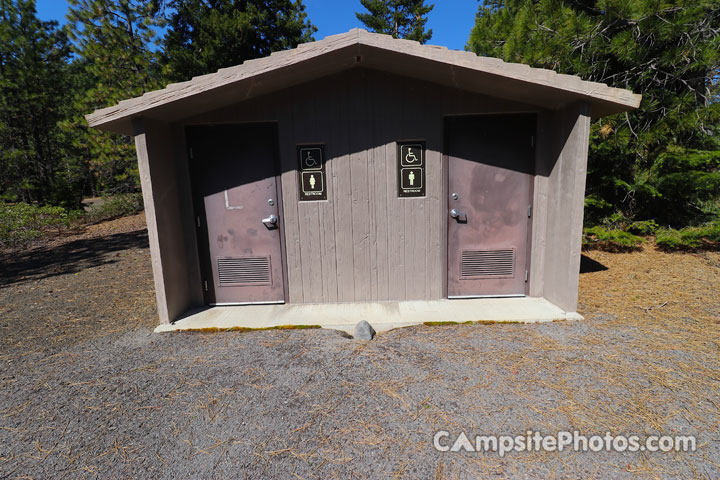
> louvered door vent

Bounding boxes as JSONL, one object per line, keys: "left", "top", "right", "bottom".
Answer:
{"left": 217, "top": 257, "right": 272, "bottom": 285}
{"left": 461, "top": 249, "right": 515, "bottom": 278}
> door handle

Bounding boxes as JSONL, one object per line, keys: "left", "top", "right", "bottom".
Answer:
{"left": 450, "top": 209, "right": 467, "bottom": 222}
{"left": 262, "top": 214, "right": 278, "bottom": 228}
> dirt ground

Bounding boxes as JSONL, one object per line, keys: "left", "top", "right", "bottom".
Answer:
{"left": 1, "top": 216, "right": 719, "bottom": 479}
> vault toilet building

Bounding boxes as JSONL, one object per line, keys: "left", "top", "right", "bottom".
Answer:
{"left": 87, "top": 29, "right": 640, "bottom": 333}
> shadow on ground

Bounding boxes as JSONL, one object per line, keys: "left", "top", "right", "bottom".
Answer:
{"left": 580, "top": 253, "right": 609, "bottom": 273}
{"left": 0, "top": 230, "right": 149, "bottom": 287}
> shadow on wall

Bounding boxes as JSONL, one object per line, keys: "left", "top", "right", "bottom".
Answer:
{"left": 0, "top": 230, "right": 149, "bottom": 287}
{"left": 579, "top": 254, "right": 608, "bottom": 273}
{"left": 182, "top": 69, "right": 565, "bottom": 198}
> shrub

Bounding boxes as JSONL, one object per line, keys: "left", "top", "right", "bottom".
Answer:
{"left": 656, "top": 222, "right": 720, "bottom": 251}
{"left": 582, "top": 226, "right": 645, "bottom": 252}
{"left": 626, "top": 220, "right": 659, "bottom": 235}
{"left": 0, "top": 194, "right": 145, "bottom": 249}
{"left": 654, "top": 228, "right": 685, "bottom": 250}
{"left": 0, "top": 203, "right": 75, "bottom": 248}
{"left": 85, "top": 193, "right": 144, "bottom": 223}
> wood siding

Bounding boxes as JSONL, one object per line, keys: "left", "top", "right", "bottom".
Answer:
{"left": 88, "top": 29, "right": 640, "bottom": 135}
{"left": 182, "top": 68, "right": 534, "bottom": 304}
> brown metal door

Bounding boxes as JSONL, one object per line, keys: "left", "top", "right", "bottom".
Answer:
{"left": 188, "top": 124, "right": 285, "bottom": 305}
{"left": 446, "top": 114, "right": 534, "bottom": 297}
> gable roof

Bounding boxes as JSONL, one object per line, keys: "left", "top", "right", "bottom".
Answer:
{"left": 87, "top": 28, "right": 641, "bottom": 135}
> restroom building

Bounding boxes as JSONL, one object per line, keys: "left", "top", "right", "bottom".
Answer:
{"left": 87, "top": 29, "right": 640, "bottom": 329}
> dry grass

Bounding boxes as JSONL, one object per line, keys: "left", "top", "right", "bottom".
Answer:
{"left": 579, "top": 242, "right": 720, "bottom": 324}
{"left": 1, "top": 218, "right": 719, "bottom": 478}
{"left": 297, "top": 240, "right": 720, "bottom": 478}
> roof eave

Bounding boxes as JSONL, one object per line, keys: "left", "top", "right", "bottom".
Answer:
{"left": 86, "top": 29, "right": 641, "bottom": 136}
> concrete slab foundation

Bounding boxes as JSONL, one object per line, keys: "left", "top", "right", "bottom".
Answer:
{"left": 154, "top": 298, "right": 584, "bottom": 336}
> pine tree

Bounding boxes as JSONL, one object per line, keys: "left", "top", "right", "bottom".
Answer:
{"left": 163, "top": 0, "right": 317, "bottom": 82}
{"left": 65, "top": 0, "right": 166, "bottom": 194}
{"left": 0, "top": 0, "right": 77, "bottom": 205}
{"left": 356, "top": 0, "right": 434, "bottom": 43}
{"left": 468, "top": 0, "right": 720, "bottom": 227}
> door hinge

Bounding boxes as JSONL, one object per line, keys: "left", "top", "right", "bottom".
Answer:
{"left": 530, "top": 136, "right": 535, "bottom": 147}
{"left": 525, "top": 270, "right": 529, "bottom": 282}
{"left": 204, "top": 280, "right": 208, "bottom": 292}
{"left": 189, "top": 147, "right": 193, "bottom": 160}
{"left": 528, "top": 205, "right": 532, "bottom": 218}
{"left": 196, "top": 215, "right": 201, "bottom": 228}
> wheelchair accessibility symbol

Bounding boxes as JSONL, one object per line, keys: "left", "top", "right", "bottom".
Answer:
{"left": 304, "top": 152, "right": 318, "bottom": 167}
{"left": 400, "top": 144, "right": 423, "bottom": 167}
{"left": 405, "top": 148, "right": 418, "bottom": 163}
{"left": 301, "top": 148, "right": 322, "bottom": 170}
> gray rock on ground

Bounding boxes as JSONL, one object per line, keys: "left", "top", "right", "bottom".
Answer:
{"left": 354, "top": 320, "right": 376, "bottom": 340}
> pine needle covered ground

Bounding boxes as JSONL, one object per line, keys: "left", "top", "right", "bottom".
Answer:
{"left": 1, "top": 216, "right": 718, "bottom": 478}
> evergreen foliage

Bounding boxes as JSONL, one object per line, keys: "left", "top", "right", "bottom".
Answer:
{"left": 65, "top": 0, "right": 166, "bottom": 195}
{"left": 582, "top": 225, "right": 645, "bottom": 252}
{"left": 0, "top": 0, "right": 77, "bottom": 206}
{"left": 356, "top": 0, "right": 434, "bottom": 43}
{"left": 2, "top": 0, "right": 718, "bottom": 237}
{"left": 163, "top": 0, "right": 316, "bottom": 82}
{"left": 469, "top": 0, "right": 720, "bottom": 227}
{"left": 655, "top": 221, "right": 720, "bottom": 250}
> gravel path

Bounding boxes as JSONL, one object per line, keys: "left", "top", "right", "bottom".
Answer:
{"left": 1, "top": 218, "right": 719, "bottom": 479}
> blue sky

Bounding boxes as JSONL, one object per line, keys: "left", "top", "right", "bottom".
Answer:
{"left": 35, "top": 0, "right": 479, "bottom": 51}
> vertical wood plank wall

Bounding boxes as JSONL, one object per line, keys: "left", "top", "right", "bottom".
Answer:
{"left": 133, "top": 118, "right": 204, "bottom": 324}
{"left": 182, "top": 69, "right": 533, "bottom": 304}
{"left": 540, "top": 103, "right": 592, "bottom": 312}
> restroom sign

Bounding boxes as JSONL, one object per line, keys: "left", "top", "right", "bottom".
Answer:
{"left": 300, "top": 147, "right": 322, "bottom": 170}
{"left": 301, "top": 171, "right": 323, "bottom": 194}
{"left": 298, "top": 145, "right": 327, "bottom": 201}
{"left": 398, "top": 142, "right": 425, "bottom": 197}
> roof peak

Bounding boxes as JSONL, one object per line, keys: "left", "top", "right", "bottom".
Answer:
{"left": 87, "top": 28, "right": 640, "bottom": 135}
